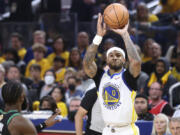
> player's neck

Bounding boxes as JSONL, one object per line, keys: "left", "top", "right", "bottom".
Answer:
{"left": 109, "top": 68, "right": 123, "bottom": 76}
{"left": 4, "top": 104, "right": 21, "bottom": 113}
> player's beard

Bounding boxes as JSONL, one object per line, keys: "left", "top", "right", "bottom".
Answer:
{"left": 108, "top": 63, "right": 123, "bottom": 71}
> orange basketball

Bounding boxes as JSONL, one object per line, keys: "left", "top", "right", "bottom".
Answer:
{"left": 103, "top": 3, "right": 129, "bottom": 29}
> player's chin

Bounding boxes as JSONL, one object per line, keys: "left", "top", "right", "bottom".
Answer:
{"left": 109, "top": 64, "right": 122, "bottom": 71}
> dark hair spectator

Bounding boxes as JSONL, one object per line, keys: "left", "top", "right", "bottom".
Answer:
{"left": 69, "top": 48, "right": 82, "bottom": 71}
{"left": 39, "top": 95, "right": 57, "bottom": 113}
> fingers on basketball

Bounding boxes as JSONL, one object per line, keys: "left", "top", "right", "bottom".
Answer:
{"left": 103, "top": 3, "right": 129, "bottom": 29}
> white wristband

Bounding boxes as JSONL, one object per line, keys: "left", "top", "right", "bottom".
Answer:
{"left": 93, "top": 35, "right": 103, "bottom": 46}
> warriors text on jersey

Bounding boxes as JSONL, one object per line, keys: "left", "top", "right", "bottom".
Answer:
{"left": 93, "top": 68, "right": 138, "bottom": 125}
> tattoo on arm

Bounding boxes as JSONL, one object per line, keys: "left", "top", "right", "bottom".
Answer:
{"left": 123, "top": 33, "right": 141, "bottom": 62}
{"left": 122, "top": 32, "right": 141, "bottom": 77}
{"left": 83, "top": 44, "right": 98, "bottom": 78}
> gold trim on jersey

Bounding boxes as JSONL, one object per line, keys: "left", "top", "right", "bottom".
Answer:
{"left": 131, "top": 90, "right": 138, "bottom": 135}
{"left": 131, "top": 123, "right": 138, "bottom": 135}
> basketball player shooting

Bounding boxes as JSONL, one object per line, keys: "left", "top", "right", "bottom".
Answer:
{"left": 83, "top": 12, "right": 141, "bottom": 135}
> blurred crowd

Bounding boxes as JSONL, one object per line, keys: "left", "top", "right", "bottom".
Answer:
{"left": 0, "top": 0, "right": 180, "bottom": 134}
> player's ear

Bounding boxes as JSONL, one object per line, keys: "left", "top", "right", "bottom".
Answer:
{"left": 122, "top": 57, "right": 126, "bottom": 64}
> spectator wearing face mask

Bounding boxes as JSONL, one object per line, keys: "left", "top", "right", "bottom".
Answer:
{"left": 65, "top": 76, "right": 83, "bottom": 105}
{"left": 32, "top": 70, "right": 56, "bottom": 110}
{"left": 40, "top": 70, "right": 56, "bottom": 100}
{"left": 38, "top": 95, "right": 58, "bottom": 112}
{"left": 68, "top": 97, "right": 81, "bottom": 122}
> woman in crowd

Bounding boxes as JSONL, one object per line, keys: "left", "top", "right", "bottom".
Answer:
{"left": 68, "top": 48, "right": 82, "bottom": 71}
{"left": 39, "top": 70, "right": 57, "bottom": 99}
{"left": 39, "top": 95, "right": 58, "bottom": 113}
{"left": 33, "top": 95, "right": 57, "bottom": 113}
{"left": 47, "top": 36, "right": 69, "bottom": 67}
{"left": 151, "top": 113, "right": 170, "bottom": 135}
{"left": 50, "top": 86, "right": 68, "bottom": 117}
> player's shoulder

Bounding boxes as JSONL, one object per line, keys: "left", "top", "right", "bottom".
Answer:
{"left": 85, "top": 87, "right": 97, "bottom": 96}
{"left": 9, "top": 115, "right": 37, "bottom": 134}
{"left": 9, "top": 115, "right": 28, "bottom": 127}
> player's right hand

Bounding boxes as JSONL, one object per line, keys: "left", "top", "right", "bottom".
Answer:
{"left": 111, "top": 21, "right": 129, "bottom": 37}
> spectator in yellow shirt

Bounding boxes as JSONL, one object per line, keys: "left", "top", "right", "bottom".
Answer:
{"left": 160, "top": 0, "right": 180, "bottom": 13}
{"left": 10, "top": 33, "right": 27, "bottom": 60}
{"left": 0, "top": 57, "right": 5, "bottom": 64}
{"left": 50, "top": 86, "right": 68, "bottom": 117}
{"left": 137, "top": 2, "right": 159, "bottom": 23}
{"left": 171, "top": 53, "right": 180, "bottom": 81}
{"left": 25, "top": 43, "right": 51, "bottom": 79}
{"left": 141, "top": 38, "right": 154, "bottom": 63}
{"left": 33, "top": 95, "right": 58, "bottom": 113}
{"left": 47, "top": 36, "right": 69, "bottom": 67}
{"left": 33, "top": 86, "right": 68, "bottom": 118}
{"left": 52, "top": 56, "right": 66, "bottom": 83}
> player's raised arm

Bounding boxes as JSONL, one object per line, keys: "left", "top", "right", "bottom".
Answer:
{"left": 83, "top": 13, "right": 106, "bottom": 78}
{"left": 111, "top": 23, "right": 141, "bottom": 77}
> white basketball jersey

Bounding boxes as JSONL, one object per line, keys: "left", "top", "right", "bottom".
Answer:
{"left": 98, "top": 69, "right": 137, "bottom": 125}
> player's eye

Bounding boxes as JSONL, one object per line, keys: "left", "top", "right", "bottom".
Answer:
{"left": 116, "top": 54, "right": 121, "bottom": 57}
{"left": 110, "top": 54, "right": 113, "bottom": 57}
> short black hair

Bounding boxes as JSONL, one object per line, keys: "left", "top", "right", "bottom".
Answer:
{"left": 53, "top": 35, "right": 66, "bottom": 51}
{"left": 7, "top": 65, "right": 20, "bottom": 73}
{"left": 2, "top": 81, "right": 23, "bottom": 104}
{"left": 53, "top": 56, "right": 65, "bottom": 64}
{"left": 50, "top": 86, "right": 66, "bottom": 102}
{"left": 40, "top": 95, "right": 57, "bottom": 113}
{"left": 29, "top": 64, "right": 41, "bottom": 71}
{"left": 135, "top": 94, "right": 148, "bottom": 101}
{"left": 3, "top": 48, "right": 20, "bottom": 64}
{"left": 44, "top": 69, "right": 56, "bottom": 80}
{"left": 67, "top": 76, "right": 77, "bottom": 83}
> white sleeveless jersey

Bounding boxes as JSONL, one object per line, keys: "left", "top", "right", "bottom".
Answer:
{"left": 98, "top": 69, "right": 137, "bottom": 125}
